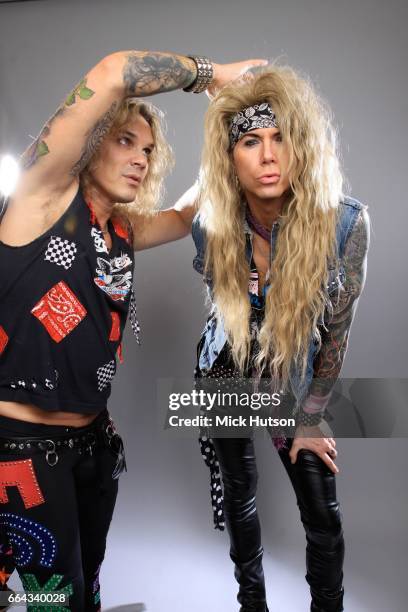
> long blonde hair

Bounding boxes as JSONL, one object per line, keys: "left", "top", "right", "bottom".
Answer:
{"left": 81, "top": 97, "right": 174, "bottom": 225}
{"left": 200, "top": 66, "right": 343, "bottom": 386}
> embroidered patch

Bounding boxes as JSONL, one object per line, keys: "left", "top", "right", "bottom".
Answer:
{"left": 91, "top": 227, "right": 109, "bottom": 254}
{"left": 0, "top": 326, "right": 8, "bottom": 355}
{"left": 94, "top": 253, "right": 132, "bottom": 301}
{"left": 31, "top": 282, "right": 87, "bottom": 343}
{"left": 0, "top": 513, "right": 57, "bottom": 568}
{"left": 96, "top": 360, "right": 116, "bottom": 392}
{"left": 21, "top": 574, "right": 73, "bottom": 611}
{"left": 44, "top": 236, "right": 77, "bottom": 270}
{"left": 0, "top": 460, "right": 45, "bottom": 509}
{"left": 109, "top": 312, "right": 121, "bottom": 341}
{"left": 129, "top": 288, "right": 141, "bottom": 344}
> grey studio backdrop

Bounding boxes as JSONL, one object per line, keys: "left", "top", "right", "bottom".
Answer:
{"left": 0, "top": 0, "right": 407, "bottom": 611}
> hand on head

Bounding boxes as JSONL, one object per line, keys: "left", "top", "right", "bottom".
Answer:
{"left": 207, "top": 59, "right": 269, "bottom": 99}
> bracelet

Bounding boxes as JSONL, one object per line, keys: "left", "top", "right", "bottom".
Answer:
{"left": 297, "top": 411, "right": 324, "bottom": 427}
{"left": 183, "top": 56, "right": 214, "bottom": 94}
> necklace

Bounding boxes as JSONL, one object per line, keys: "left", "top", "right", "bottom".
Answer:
{"left": 246, "top": 206, "right": 273, "bottom": 243}
{"left": 245, "top": 204, "right": 279, "bottom": 244}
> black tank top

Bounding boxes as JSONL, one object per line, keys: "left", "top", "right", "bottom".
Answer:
{"left": 0, "top": 187, "right": 139, "bottom": 414}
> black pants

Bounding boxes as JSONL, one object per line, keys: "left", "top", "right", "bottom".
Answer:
{"left": 0, "top": 411, "right": 122, "bottom": 612}
{"left": 213, "top": 436, "right": 345, "bottom": 612}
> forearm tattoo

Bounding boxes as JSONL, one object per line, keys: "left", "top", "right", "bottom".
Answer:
{"left": 308, "top": 210, "right": 370, "bottom": 398}
{"left": 70, "top": 101, "right": 119, "bottom": 176}
{"left": 123, "top": 52, "right": 195, "bottom": 96}
{"left": 20, "top": 78, "right": 95, "bottom": 170}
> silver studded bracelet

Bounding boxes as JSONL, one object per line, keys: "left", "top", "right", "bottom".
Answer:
{"left": 183, "top": 56, "right": 214, "bottom": 93}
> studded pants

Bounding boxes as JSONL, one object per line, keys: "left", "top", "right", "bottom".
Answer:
{"left": 0, "top": 411, "right": 121, "bottom": 611}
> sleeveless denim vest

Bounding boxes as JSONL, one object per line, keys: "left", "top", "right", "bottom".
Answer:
{"left": 192, "top": 196, "right": 365, "bottom": 406}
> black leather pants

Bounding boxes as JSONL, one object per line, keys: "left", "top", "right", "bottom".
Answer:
{"left": 212, "top": 437, "right": 345, "bottom": 612}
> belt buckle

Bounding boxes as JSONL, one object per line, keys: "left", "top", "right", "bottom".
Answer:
{"left": 45, "top": 440, "right": 59, "bottom": 467}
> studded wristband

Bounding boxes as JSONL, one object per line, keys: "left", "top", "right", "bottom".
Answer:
{"left": 183, "top": 56, "right": 214, "bottom": 93}
{"left": 297, "top": 411, "right": 324, "bottom": 427}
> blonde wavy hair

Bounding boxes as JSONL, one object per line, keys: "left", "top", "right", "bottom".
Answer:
{"left": 199, "top": 66, "right": 344, "bottom": 387}
{"left": 81, "top": 97, "right": 174, "bottom": 225}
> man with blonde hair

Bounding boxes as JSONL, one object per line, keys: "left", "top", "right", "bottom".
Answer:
{"left": 192, "top": 67, "right": 369, "bottom": 611}
{"left": 0, "top": 49, "right": 264, "bottom": 610}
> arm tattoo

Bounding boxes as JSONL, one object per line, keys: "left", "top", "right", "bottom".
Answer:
{"left": 20, "top": 78, "right": 95, "bottom": 170}
{"left": 70, "top": 101, "right": 119, "bottom": 176}
{"left": 305, "top": 210, "right": 370, "bottom": 400}
{"left": 123, "top": 52, "right": 196, "bottom": 96}
{"left": 21, "top": 125, "right": 52, "bottom": 170}
{"left": 64, "top": 77, "right": 94, "bottom": 106}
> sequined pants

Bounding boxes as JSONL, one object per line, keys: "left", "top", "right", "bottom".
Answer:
{"left": 213, "top": 436, "right": 345, "bottom": 611}
{"left": 0, "top": 411, "right": 121, "bottom": 612}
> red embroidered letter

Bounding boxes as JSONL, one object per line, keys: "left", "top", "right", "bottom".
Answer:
{"left": 0, "top": 459, "right": 45, "bottom": 509}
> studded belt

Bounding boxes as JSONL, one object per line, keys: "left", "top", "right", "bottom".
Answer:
{"left": 0, "top": 432, "right": 98, "bottom": 466}
{"left": 0, "top": 415, "right": 126, "bottom": 478}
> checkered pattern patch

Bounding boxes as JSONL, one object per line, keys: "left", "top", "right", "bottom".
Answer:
{"left": 96, "top": 360, "right": 116, "bottom": 392}
{"left": 44, "top": 236, "right": 77, "bottom": 270}
{"left": 129, "top": 288, "right": 141, "bottom": 345}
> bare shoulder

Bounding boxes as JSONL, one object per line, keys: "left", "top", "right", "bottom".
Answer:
{"left": 0, "top": 180, "right": 79, "bottom": 247}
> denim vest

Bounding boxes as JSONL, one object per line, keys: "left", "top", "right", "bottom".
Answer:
{"left": 192, "top": 197, "right": 365, "bottom": 406}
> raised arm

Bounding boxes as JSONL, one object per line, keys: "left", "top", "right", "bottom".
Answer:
{"left": 17, "top": 52, "right": 266, "bottom": 195}
{"left": 17, "top": 52, "right": 198, "bottom": 197}
{"left": 1, "top": 52, "right": 264, "bottom": 246}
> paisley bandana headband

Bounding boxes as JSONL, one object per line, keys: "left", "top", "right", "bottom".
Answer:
{"left": 229, "top": 102, "right": 278, "bottom": 149}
